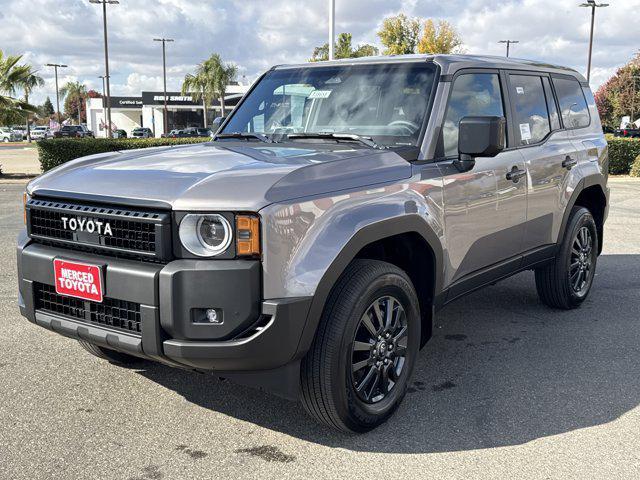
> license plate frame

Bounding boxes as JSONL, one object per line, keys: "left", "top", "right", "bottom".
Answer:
{"left": 53, "top": 258, "right": 104, "bottom": 303}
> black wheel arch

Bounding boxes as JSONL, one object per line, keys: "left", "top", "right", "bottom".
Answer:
{"left": 294, "top": 214, "right": 444, "bottom": 359}
{"left": 558, "top": 175, "right": 608, "bottom": 255}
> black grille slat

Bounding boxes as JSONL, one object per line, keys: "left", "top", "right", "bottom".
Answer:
{"left": 90, "top": 298, "right": 142, "bottom": 333}
{"left": 27, "top": 198, "right": 169, "bottom": 263}
{"left": 34, "top": 283, "right": 141, "bottom": 335}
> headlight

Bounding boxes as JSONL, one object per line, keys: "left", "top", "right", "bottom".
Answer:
{"left": 179, "top": 214, "right": 232, "bottom": 257}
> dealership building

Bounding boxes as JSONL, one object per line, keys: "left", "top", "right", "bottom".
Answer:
{"left": 86, "top": 84, "right": 248, "bottom": 137}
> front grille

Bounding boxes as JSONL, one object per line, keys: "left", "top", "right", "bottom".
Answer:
{"left": 34, "top": 283, "right": 142, "bottom": 334}
{"left": 27, "top": 198, "right": 171, "bottom": 262}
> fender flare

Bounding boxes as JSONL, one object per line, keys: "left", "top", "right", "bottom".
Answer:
{"left": 293, "top": 214, "right": 444, "bottom": 358}
{"left": 557, "top": 174, "right": 608, "bottom": 251}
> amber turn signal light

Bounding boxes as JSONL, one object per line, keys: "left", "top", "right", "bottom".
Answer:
{"left": 236, "top": 215, "right": 260, "bottom": 257}
{"left": 23, "top": 192, "right": 28, "bottom": 225}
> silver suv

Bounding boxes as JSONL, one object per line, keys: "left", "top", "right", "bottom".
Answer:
{"left": 17, "top": 55, "right": 609, "bottom": 432}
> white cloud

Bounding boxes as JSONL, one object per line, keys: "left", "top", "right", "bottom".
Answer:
{"left": 0, "top": 0, "right": 638, "bottom": 106}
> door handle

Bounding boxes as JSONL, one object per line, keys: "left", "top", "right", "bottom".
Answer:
{"left": 506, "top": 166, "right": 526, "bottom": 183}
{"left": 562, "top": 156, "right": 578, "bottom": 170}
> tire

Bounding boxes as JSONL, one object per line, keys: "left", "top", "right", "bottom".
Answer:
{"left": 78, "top": 340, "right": 142, "bottom": 365}
{"left": 300, "top": 259, "right": 421, "bottom": 433}
{"left": 3, "top": 138, "right": 8, "bottom": 143}
{"left": 535, "top": 206, "right": 598, "bottom": 309}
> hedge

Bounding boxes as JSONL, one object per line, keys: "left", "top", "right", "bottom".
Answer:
{"left": 606, "top": 136, "right": 640, "bottom": 175}
{"left": 36, "top": 137, "right": 210, "bottom": 172}
{"left": 35, "top": 134, "right": 640, "bottom": 175}
{"left": 630, "top": 154, "right": 640, "bottom": 178}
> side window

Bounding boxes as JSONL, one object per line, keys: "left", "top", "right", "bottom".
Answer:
{"left": 442, "top": 73, "right": 504, "bottom": 157}
{"left": 552, "top": 77, "right": 590, "bottom": 129}
{"left": 510, "top": 75, "right": 550, "bottom": 145}
{"left": 542, "top": 77, "right": 561, "bottom": 131}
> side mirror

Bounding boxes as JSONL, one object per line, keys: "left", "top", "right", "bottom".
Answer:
{"left": 454, "top": 116, "right": 506, "bottom": 172}
{"left": 211, "top": 116, "right": 227, "bottom": 133}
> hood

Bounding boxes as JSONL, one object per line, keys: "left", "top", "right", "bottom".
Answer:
{"left": 28, "top": 142, "right": 412, "bottom": 211}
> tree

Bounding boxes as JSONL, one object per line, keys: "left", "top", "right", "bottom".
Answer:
{"left": 207, "top": 54, "right": 237, "bottom": 117}
{"left": 417, "top": 19, "right": 464, "bottom": 54}
{"left": 310, "top": 33, "right": 379, "bottom": 62}
{"left": 60, "top": 81, "right": 88, "bottom": 124}
{"left": 0, "top": 50, "right": 37, "bottom": 119}
{"left": 183, "top": 54, "right": 237, "bottom": 122}
{"left": 595, "top": 53, "right": 640, "bottom": 129}
{"left": 21, "top": 67, "right": 44, "bottom": 141}
{"left": 42, "top": 96, "right": 55, "bottom": 116}
{"left": 377, "top": 14, "right": 421, "bottom": 55}
{"left": 182, "top": 66, "right": 215, "bottom": 128}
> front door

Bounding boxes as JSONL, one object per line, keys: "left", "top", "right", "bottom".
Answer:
{"left": 437, "top": 71, "right": 528, "bottom": 289}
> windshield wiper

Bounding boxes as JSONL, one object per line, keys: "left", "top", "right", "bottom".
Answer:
{"left": 214, "top": 132, "right": 275, "bottom": 143}
{"left": 286, "top": 133, "right": 384, "bottom": 149}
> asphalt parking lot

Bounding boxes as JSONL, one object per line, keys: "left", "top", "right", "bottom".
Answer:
{"left": 1, "top": 179, "right": 639, "bottom": 479}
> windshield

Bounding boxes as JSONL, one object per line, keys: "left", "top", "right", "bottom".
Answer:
{"left": 222, "top": 62, "right": 437, "bottom": 147}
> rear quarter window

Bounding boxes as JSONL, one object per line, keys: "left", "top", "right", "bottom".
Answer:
{"left": 552, "top": 77, "right": 590, "bottom": 129}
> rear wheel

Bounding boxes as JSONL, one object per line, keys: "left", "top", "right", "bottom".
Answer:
{"left": 535, "top": 206, "right": 598, "bottom": 309}
{"left": 78, "top": 340, "right": 142, "bottom": 366}
{"left": 301, "top": 259, "right": 421, "bottom": 432}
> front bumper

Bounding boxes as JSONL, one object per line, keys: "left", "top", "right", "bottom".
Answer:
{"left": 16, "top": 231, "right": 312, "bottom": 374}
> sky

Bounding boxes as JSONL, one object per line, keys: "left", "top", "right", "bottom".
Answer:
{"left": 0, "top": 0, "right": 638, "bottom": 106}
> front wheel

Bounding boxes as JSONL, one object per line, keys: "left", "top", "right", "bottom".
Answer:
{"left": 300, "top": 260, "right": 421, "bottom": 432}
{"left": 535, "top": 206, "right": 598, "bottom": 309}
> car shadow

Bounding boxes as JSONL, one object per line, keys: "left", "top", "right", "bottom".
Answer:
{"left": 135, "top": 254, "right": 640, "bottom": 453}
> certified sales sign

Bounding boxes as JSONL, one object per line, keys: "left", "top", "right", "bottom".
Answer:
{"left": 53, "top": 259, "right": 104, "bottom": 302}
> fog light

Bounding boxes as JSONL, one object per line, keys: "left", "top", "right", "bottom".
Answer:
{"left": 206, "top": 309, "right": 221, "bottom": 324}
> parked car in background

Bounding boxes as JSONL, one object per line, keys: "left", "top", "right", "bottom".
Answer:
{"left": 164, "top": 129, "right": 183, "bottom": 138}
{"left": 12, "top": 126, "right": 27, "bottom": 139}
{"left": 197, "top": 128, "right": 212, "bottom": 137}
{"left": 31, "top": 126, "right": 53, "bottom": 141}
{"left": 54, "top": 125, "right": 94, "bottom": 138}
{"left": 614, "top": 125, "right": 640, "bottom": 138}
{"left": 131, "top": 127, "right": 153, "bottom": 139}
{"left": 113, "top": 129, "right": 127, "bottom": 138}
{"left": 0, "top": 127, "right": 22, "bottom": 142}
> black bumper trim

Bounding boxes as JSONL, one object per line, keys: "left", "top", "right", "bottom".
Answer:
{"left": 162, "top": 297, "right": 312, "bottom": 371}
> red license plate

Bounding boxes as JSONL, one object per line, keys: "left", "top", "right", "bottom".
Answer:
{"left": 53, "top": 259, "right": 104, "bottom": 303}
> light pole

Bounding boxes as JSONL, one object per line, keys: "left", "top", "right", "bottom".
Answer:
{"left": 498, "top": 40, "right": 519, "bottom": 58}
{"left": 98, "top": 74, "right": 108, "bottom": 136}
{"left": 45, "top": 63, "right": 67, "bottom": 127}
{"left": 329, "top": 0, "right": 335, "bottom": 60}
{"left": 90, "top": 0, "right": 119, "bottom": 138}
{"left": 579, "top": 1, "right": 609, "bottom": 83}
{"left": 153, "top": 38, "right": 174, "bottom": 136}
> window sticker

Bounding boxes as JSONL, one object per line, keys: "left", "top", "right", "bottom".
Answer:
{"left": 309, "top": 90, "right": 332, "bottom": 99}
{"left": 516, "top": 87, "right": 525, "bottom": 95}
{"left": 519, "top": 123, "right": 532, "bottom": 141}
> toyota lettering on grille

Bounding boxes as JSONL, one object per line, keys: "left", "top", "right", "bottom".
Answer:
{"left": 61, "top": 216, "right": 114, "bottom": 236}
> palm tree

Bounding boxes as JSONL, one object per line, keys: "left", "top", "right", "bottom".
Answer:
{"left": 0, "top": 50, "right": 37, "bottom": 116}
{"left": 181, "top": 67, "right": 215, "bottom": 128}
{"left": 22, "top": 68, "right": 44, "bottom": 142}
{"left": 60, "top": 81, "right": 88, "bottom": 125}
{"left": 205, "top": 54, "right": 237, "bottom": 117}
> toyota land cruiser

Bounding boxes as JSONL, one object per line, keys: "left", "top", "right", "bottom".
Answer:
{"left": 17, "top": 55, "right": 609, "bottom": 432}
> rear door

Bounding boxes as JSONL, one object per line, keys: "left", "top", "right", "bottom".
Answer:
{"left": 506, "top": 72, "right": 580, "bottom": 250}
{"left": 438, "top": 70, "right": 527, "bottom": 289}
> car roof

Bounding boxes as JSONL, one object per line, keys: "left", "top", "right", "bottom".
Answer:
{"left": 272, "top": 54, "right": 587, "bottom": 83}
